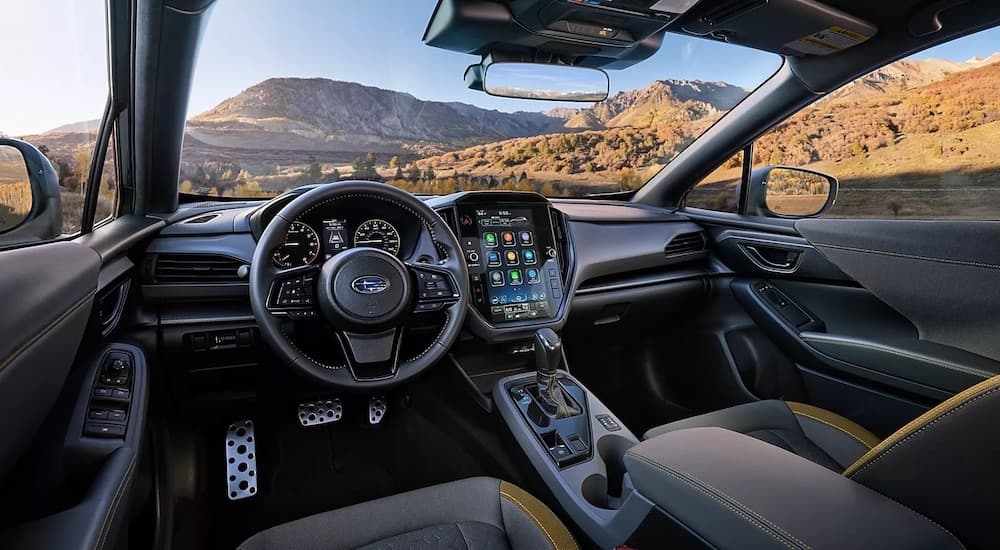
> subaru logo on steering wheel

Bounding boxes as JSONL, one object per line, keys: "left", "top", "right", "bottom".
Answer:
{"left": 351, "top": 275, "right": 389, "bottom": 294}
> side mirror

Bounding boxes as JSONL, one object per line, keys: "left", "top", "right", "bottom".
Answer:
{"left": 0, "top": 138, "right": 62, "bottom": 245}
{"left": 466, "top": 61, "right": 609, "bottom": 102}
{"left": 745, "top": 165, "right": 838, "bottom": 218}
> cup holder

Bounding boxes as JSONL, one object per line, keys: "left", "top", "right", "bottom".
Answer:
{"left": 580, "top": 434, "right": 635, "bottom": 509}
{"left": 581, "top": 473, "right": 611, "bottom": 509}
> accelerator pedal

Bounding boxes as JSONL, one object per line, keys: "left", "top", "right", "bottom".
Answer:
{"left": 226, "top": 420, "right": 258, "bottom": 500}
{"left": 369, "top": 396, "right": 387, "bottom": 425}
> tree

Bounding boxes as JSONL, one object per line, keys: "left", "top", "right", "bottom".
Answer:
{"left": 616, "top": 168, "right": 643, "bottom": 192}
{"left": 407, "top": 165, "right": 421, "bottom": 181}
{"left": 394, "top": 166, "right": 404, "bottom": 179}
{"left": 388, "top": 156, "right": 400, "bottom": 169}
{"left": 423, "top": 166, "right": 436, "bottom": 181}
{"left": 305, "top": 156, "right": 323, "bottom": 181}
{"left": 886, "top": 198, "right": 903, "bottom": 217}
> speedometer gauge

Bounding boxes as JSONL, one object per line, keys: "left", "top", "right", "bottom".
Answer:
{"left": 272, "top": 221, "right": 321, "bottom": 267}
{"left": 354, "top": 219, "right": 401, "bottom": 255}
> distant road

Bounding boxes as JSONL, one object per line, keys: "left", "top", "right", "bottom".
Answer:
{"left": 842, "top": 187, "right": 1000, "bottom": 192}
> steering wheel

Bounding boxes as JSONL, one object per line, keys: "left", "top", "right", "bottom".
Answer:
{"left": 249, "top": 181, "right": 469, "bottom": 390}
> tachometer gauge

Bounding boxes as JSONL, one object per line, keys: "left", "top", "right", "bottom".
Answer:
{"left": 354, "top": 219, "right": 401, "bottom": 255}
{"left": 272, "top": 221, "right": 321, "bottom": 267}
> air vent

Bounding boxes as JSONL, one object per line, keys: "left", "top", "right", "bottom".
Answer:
{"left": 185, "top": 212, "right": 220, "bottom": 224}
{"left": 436, "top": 208, "right": 457, "bottom": 231}
{"left": 150, "top": 254, "right": 244, "bottom": 283}
{"left": 550, "top": 208, "right": 570, "bottom": 279}
{"left": 664, "top": 231, "right": 707, "bottom": 257}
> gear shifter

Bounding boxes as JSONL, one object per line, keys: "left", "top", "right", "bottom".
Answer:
{"left": 534, "top": 329, "right": 581, "bottom": 419}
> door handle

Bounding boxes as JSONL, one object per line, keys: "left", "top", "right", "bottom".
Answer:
{"left": 740, "top": 244, "right": 803, "bottom": 273}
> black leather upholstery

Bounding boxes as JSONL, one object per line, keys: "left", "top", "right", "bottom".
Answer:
{"left": 625, "top": 427, "right": 964, "bottom": 549}
{"left": 844, "top": 375, "right": 1000, "bottom": 550}
{"left": 644, "top": 400, "right": 877, "bottom": 471}
{"left": 238, "top": 477, "right": 577, "bottom": 550}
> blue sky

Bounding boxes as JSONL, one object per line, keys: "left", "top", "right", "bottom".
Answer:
{"left": 2, "top": 0, "right": 1000, "bottom": 135}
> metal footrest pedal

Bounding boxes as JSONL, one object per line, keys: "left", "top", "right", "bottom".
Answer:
{"left": 369, "top": 396, "right": 387, "bottom": 424}
{"left": 298, "top": 398, "right": 343, "bottom": 427}
{"left": 226, "top": 420, "right": 258, "bottom": 500}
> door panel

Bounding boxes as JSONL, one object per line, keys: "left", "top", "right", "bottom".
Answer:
{"left": 0, "top": 241, "right": 101, "bottom": 480}
{"left": 687, "top": 212, "right": 999, "bottom": 435}
{"left": 797, "top": 219, "right": 1000, "bottom": 362}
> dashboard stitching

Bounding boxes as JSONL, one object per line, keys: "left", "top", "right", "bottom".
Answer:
{"left": 405, "top": 311, "right": 450, "bottom": 363}
{"left": 278, "top": 324, "right": 345, "bottom": 370}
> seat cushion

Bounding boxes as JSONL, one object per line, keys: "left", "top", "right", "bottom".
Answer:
{"left": 644, "top": 400, "right": 881, "bottom": 472}
{"left": 237, "top": 477, "right": 578, "bottom": 550}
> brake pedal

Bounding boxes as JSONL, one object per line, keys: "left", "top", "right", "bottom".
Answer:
{"left": 298, "top": 398, "right": 343, "bottom": 427}
{"left": 226, "top": 420, "right": 258, "bottom": 500}
{"left": 369, "top": 396, "right": 387, "bottom": 424}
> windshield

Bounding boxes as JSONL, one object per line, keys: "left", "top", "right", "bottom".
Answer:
{"left": 181, "top": 0, "right": 780, "bottom": 198}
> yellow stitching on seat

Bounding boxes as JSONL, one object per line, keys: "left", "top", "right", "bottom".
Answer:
{"left": 787, "top": 402, "right": 880, "bottom": 450}
{"left": 625, "top": 452, "right": 807, "bottom": 550}
{"left": 499, "top": 487, "right": 578, "bottom": 550}
{"left": 844, "top": 376, "right": 1000, "bottom": 478}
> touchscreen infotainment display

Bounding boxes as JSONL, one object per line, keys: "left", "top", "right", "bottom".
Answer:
{"left": 457, "top": 203, "right": 564, "bottom": 324}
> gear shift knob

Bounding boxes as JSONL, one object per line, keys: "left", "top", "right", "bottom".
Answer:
{"left": 532, "top": 329, "right": 579, "bottom": 418}
{"left": 534, "top": 328, "right": 562, "bottom": 375}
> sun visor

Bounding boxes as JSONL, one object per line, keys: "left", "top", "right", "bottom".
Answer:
{"left": 423, "top": 0, "right": 701, "bottom": 70}
{"left": 677, "top": 0, "right": 877, "bottom": 56}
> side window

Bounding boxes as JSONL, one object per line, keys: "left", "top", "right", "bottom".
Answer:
{"left": 0, "top": 3, "right": 116, "bottom": 245}
{"left": 753, "top": 27, "right": 1000, "bottom": 219}
{"left": 93, "top": 133, "right": 120, "bottom": 226}
{"left": 684, "top": 151, "right": 744, "bottom": 213}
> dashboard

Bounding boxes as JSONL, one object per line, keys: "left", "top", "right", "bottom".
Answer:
{"left": 148, "top": 186, "right": 710, "bottom": 343}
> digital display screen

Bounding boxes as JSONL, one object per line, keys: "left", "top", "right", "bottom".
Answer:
{"left": 457, "top": 204, "right": 563, "bottom": 324}
{"left": 322, "top": 219, "right": 348, "bottom": 259}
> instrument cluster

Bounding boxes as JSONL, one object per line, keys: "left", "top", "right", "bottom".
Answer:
{"left": 271, "top": 216, "right": 407, "bottom": 268}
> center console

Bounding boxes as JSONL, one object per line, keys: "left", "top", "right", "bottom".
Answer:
{"left": 492, "top": 331, "right": 656, "bottom": 549}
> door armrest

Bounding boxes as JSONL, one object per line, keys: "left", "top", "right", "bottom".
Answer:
{"left": 624, "top": 427, "right": 962, "bottom": 549}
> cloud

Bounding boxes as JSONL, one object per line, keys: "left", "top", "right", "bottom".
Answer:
{"left": 682, "top": 42, "right": 696, "bottom": 64}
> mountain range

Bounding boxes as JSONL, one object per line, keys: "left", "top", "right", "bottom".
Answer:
{"left": 181, "top": 77, "right": 750, "bottom": 155}
{"left": 18, "top": 52, "right": 1000, "bottom": 186}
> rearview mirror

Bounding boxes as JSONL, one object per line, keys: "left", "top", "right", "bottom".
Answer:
{"left": 473, "top": 62, "right": 609, "bottom": 102}
{"left": 745, "top": 165, "right": 838, "bottom": 218}
{"left": 0, "top": 138, "right": 62, "bottom": 245}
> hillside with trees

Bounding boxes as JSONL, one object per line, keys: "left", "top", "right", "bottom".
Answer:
{"left": 12, "top": 53, "right": 1000, "bottom": 216}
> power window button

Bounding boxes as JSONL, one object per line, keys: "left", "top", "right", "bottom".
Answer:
{"left": 85, "top": 422, "right": 125, "bottom": 438}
